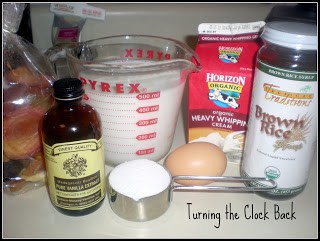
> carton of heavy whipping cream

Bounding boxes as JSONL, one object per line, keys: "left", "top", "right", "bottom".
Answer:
{"left": 188, "top": 21, "right": 265, "bottom": 163}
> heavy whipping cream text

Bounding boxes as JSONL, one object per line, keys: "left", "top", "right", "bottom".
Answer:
{"left": 200, "top": 33, "right": 260, "bottom": 42}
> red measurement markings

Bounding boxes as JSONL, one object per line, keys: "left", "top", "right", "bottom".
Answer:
{"left": 136, "top": 132, "right": 156, "bottom": 141}
{"left": 136, "top": 118, "right": 158, "bottom": 126}
{"left": 136, "top": 105, "right": 159, "bottom": 113}
{"left": 136, "top": 148, "right": 155, "bottom": 156}
{"left": 136, "top": 91, "right": 160, "bottom": 100}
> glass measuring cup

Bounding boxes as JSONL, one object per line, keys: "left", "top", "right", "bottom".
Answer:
{"left": 49, "top": 35, "right": 202, "bottom": 166}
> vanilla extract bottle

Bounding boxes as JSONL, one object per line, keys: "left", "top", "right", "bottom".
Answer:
{"left": 42, "top": 78, "right": 106, "bottom": 216}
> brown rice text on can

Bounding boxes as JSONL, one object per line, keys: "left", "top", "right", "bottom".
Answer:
{"left": 241, "top": 21, "right": 317, "bottom": 200}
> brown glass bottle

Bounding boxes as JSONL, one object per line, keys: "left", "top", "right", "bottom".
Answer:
{"left": 42, "top": 78, "right": 106, "bottom": 216}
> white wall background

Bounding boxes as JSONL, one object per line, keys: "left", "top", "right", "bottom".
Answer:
{"left": 30, "top": 3, "right": 283, "bottom": 52}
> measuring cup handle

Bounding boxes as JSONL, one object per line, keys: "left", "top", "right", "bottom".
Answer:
{"left": 44, "top": 43, "right": 77, "bottom": 77}
{"left": 45, "top": 45, "right": 65, "bottom": 64}
{"left": 169, "top": 176, "right": 277, "bottom": 201}
{"left": 191, "top": 55, "right": 202, "bottom": 72}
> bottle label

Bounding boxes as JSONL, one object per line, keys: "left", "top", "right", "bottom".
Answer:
{"left": 242, "top": 60, "right": 318, "bottom": 195}
{"left": 43, "top": 138, "right": 106, "bottom": 210}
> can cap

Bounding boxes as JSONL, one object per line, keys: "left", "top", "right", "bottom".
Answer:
{"left": 53, "top": 78, "right": 85, "bottom": 100}
{"left": 262, "top": 21, "right": 317, "bottom": 50}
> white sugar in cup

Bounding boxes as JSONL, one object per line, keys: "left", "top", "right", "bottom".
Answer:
{"left": 109, "top": 159, "right": 171, "bottom": 201}
{"left": 107, "top": 159, "right": 172, "bottom": 222}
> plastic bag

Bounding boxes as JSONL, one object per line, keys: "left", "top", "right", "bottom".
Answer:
{"left": 3, "top": 3, "right": 57, "bottom": 195}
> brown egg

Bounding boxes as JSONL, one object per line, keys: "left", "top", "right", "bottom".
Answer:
{"left": 164, "top": 142, "right": 227, "bottom": 186}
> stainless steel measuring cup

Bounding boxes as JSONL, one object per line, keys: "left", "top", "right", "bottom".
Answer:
{"left": 107, "top": 166, "right": 277, "bottom": 222}
{"left": 46, "top": 35, "right": 202, "bottom": 166}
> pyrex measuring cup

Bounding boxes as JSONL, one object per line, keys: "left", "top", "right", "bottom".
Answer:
{"left": 48, "top": 35, "right": 201, "bottom": 166}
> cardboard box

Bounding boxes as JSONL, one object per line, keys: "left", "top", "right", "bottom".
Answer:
{"left": 188, "top": 22, "right": 265, "bottom": 163}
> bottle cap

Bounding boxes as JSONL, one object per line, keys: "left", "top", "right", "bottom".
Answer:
{"left": 53, "top": 78, "right": 85, "bottom": 100}
{"left": 262, "top": 21, "right": 317, "bottom": 50}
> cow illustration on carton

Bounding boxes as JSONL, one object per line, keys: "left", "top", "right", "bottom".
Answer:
{"left": 209, "top": 88, "right": 240, "bottom": 109}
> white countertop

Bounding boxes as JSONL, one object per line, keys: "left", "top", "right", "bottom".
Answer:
{"left": 3, "top": 111, "right": 318, "bottom": 239}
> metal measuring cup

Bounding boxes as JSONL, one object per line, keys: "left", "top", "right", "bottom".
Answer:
{"left": 107, "top": 166, "right": 277, "bottom": 222}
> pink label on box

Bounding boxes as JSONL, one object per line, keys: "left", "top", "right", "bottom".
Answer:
{"left": 57, "top": 28, "right": 79, "bottom": 41}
